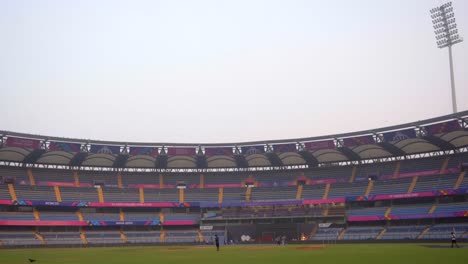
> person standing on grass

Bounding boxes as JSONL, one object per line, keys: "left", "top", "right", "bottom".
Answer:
{"left": 215, "top": 234, "right": 220, "bottom": 251}
{"left": 451, "top": 231, "right": 459, "bottom": 248}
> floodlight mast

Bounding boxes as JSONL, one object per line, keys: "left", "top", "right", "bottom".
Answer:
{"left": 430, "top": 2, "right": 463, "bottom": 113}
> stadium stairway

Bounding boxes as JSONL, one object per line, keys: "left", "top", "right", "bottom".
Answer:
{"left": 454, "top": 171, "right": 466, "bottom": 190}
{"left": 218, "top": 188, "right": 224, "bottom": 203}
{"left": 34, "top": 231, "right": 46, "bottom": 245}
{"left": 384, "top": 207, "right": 392, "bottom": 220}
{"left": 407, "top": 177, "right": 418, "bottom": 193}
{"left": 27, "top": 168, "right": 36, "bottom": 186}
{"left": 98, "top": 187, "right": 104, "bottom": 202}
{"left": 120, "top": 209, "right": 125, "bottom": 221}
{"left": 440, "top": 157, "right": 450, "bottom": 174}
{"left": 160, "top": 229, "right": 166, "bottom": 243}
{"left": 179, "top": 188, "right": 184, "bottom": 203}
{"left": 117, "top": 172, "right": 123, "bottom": 188}
{"left": 200, "top": 174, "right": 204, "bottom": 189}
{"left": 79, "top": 228, "right": 88, "bottom": 245}
{"left": 296, "top": 185, "right": 303, "bottom": 200}
{"left": 393, "top": 161, "right": 401, "bottom": 178}
{"left": 54, "top": 186, "right": 62, "bottom": 202}
{"left": 76, "top": 210, "right": 84, "bottom": 221}
{"left": 323, "top": 184, "right": 331, "bottom": 199}
{"left": 119, "top": 229, "right": 127, "bottom": 243}
{"left": 139, "top": 188, "right": 145, "bottom": 203}
{"left": 73, "top": 171, "right": 80, "bottom": 187}
{"left": 349, "top": 166, "right": 357, "bottom": 183}
{"left": 8, "top": 184, "right": 17, "bottom": 200}
{"left": 197, "top": 229, "right": 204, "bottom": 242}
{"left": 428, "top": 203, "right": 437, "bottom": 214}
{"left": 417, "top": 226, "right": 431, "bottom": 239}
{"left": 159, "top": 174, "right": 164, "bottom": 189}
{"left": 337, "top": 229, "right": 346, "bottom": 240}
{"left": 245, "top": 187, "right": 252, "bottom": 201}
{"left": 364, "top": 181, "right": 374, "bottom": 196}
{"left": 33, "top": 208, "right": 40, "bottom": 221}
{"left": 376, "top": 228, "right": 387, "bottom": 240}
{"left": 159, "top": 212, "right": 165, "bottom": 223}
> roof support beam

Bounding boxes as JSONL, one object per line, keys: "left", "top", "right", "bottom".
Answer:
{"left": 422, "top": 135, "right": 456, "bottom": 151}
{"left": 265, "top": 152, "right": 283, "bottom": 167}
{"left": 69, "top": 152, "right": 88, "bottom": 167}
{"left": 234, "top": 155, "right": 249, "bottom": 168}
{"left": 298, "top": 151, "right": 319, "bottom": 167}
{"left": 113, "top": 154, "right": 129, "bottom": 168}
{"left": 378, "top": 142, "right": 406, "bottom": 157}
{"left": 23, "top": 149, "right": 45, "bottom": 164}
{"left": 155, "top": 155, "right": 167, "bottom": 169}
{"left": 196, "top": 155, "right": 208, "bottom": 169}
{"left": 336, "top": 147, "right": 361, "bottom": 161}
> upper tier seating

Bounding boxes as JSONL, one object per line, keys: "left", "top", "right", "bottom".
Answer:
{"left": 433, "top": 202, "right": 468, "bottom": 214}
{"left": 390, "top": 204, "right": 431, "bottom": 216}
{"left": 0, "top": 167, "right": 30, "bottom": 185}
{"left": 399, "top": 157, "right": 445, "bottom": 173}
{"left": 301, "top": 185, "right": 326, "bottom": 200}
{"left": 348, "top": 207, "right": 388, "bottom": 217}
{"left": 124, "top": 211, "right": 159, "bottom": 221}
{"left": 250, "top": 186, "right": 297, "bottom": 201}
{"left": 412, "top": 174, "right": 459, "bottom": 192}
{"left": 79, "top": 171, "right": 118, "bottom": 187}
{"left": 305, "top": 166, "right": 352, "bottom": 181}
{"left": 328, "top": 182, "right": 368, "bottom": 198}
{"left": 370, "top": 178, "right": 412, "bottom": 195}
{"left": 121, "top": 172, "right": 160, "bottom": 186}
{"left": 162, "top": 173, "right": 199, "bottom": 187}
{"left": 184, "top": 188, "right": 218, "bottom": 202}
{"left": 164, "top": 214, "right": 198, "bottom": 222}
{"left": 33, "top": 169, "right": 74, "bottom": 184}
{"left": 0, "top": 211, "right": 35, "bottom": 220}
{"left": 446, "top": 154, "right": 466, "bottom": 170}
{"left": 204, "top": 173, "right": 242, "bottom": 185}
{"left": 0, "top": 185, "right": 11, "bottom": 200}
{"left": 82, "top": 212, "right": 120, "bottom": 221}
{"left": 222, "top": 188, "right": 245, "bottom": 202}
{"left": 39, "top": 211, "right": 78, "bottom": 221}
{"left": 60, "top": 186, "right": 99, "bottom": 202}
{"left": 144, "top": 189, "right": 178, "bottom": 202}
{"left": 355, "top": 162, "right": 395, "bottom": 179}
{"left": 102, "top": 188, "right": 139, "bottom": 202}
{"left": 15, "top": 186, "right": 56, "bottom": 201}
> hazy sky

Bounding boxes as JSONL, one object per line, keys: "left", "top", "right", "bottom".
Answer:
{"left": 0, "top": 0, "right": 467, "bottom": 144}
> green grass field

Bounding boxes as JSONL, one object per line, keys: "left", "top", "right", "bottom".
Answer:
{"left": 0, "top": 244, "right": 467, "bottom": 264}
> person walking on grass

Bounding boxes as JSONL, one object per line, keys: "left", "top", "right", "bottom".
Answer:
{"left": 215, "top": 234, "right": 220, "bottom": 251}
{"left": 451, "top": 231, "right": 459, "bottom": 248}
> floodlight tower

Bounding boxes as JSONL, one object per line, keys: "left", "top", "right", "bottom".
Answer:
{"left": 430, "top": 2, "right": 463, "bottom": 113}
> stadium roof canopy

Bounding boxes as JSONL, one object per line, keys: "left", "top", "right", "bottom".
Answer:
{"left": 1, "top": 111, "right": 467, "bottom": 170}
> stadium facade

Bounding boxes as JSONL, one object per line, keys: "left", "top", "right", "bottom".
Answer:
{"left": 0, "top": 111, "right": 467, "bottom": 246}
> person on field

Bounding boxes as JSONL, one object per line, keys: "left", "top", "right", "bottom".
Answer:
{"left": 215, "top": 234, "right": 220, "bottom": 251}
{"left": 451, "top": 231, "right": 459, "bottom": 248}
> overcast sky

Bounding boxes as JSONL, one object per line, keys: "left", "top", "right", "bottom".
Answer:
{"left": 0, "top": 0, "right": 467, "bottom": 144}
